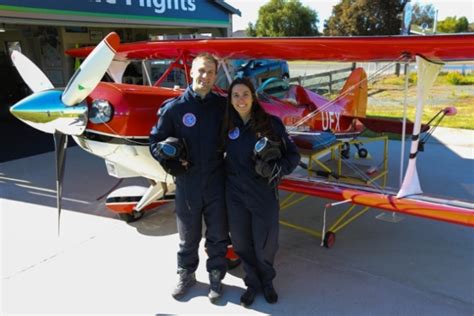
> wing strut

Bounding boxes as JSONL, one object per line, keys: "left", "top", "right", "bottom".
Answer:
{"left": 397, "top": 56, "right": 443, "bottom": 198}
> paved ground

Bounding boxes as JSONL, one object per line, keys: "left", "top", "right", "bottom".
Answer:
{"left": 1, "top": 128, "right": 473, "bottom": 315}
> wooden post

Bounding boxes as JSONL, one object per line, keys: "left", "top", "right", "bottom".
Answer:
{"left": 328, "top": 73, "right": 333, "bottom": 94}
{"left": 395, "top": 63, "right": 401, "bottom": 76}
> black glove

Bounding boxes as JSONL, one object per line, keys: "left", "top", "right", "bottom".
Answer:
{"left": 160, "top": 158, "right": 189, "bottom": 177}
{"left": 255, "top": 159, "right": 282, "bottom": 186}
{"left": 151, "top": 137, "right": 190, "bottom": 177}
{"left": 255, "top": 159, "right": 274, "bottom": 178}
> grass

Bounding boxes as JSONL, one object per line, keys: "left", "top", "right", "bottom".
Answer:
{"left": 366, "top": 96, "right": 474, "bottom": 130}
{"left": 370, "top": 72, "right": 474, "bottom": 86}
{"left": 364, "top": 73, "right": 474, "bottom": 130}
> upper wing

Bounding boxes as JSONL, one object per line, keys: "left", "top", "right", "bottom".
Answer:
{"left": 66, "top": 34, "right": 474, "bottom": 63}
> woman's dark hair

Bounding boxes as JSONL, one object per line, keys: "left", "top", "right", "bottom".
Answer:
{"left": 221, "top": 77, "right": 276, "bottom": 146}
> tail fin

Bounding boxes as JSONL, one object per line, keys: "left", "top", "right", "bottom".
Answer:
{"left": 339, "top": 68, "right": 367, "bottom": 118}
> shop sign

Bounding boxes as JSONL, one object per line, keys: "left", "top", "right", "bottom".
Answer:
{"left": 0, "top": 0, "right": 229, "bottom": 25}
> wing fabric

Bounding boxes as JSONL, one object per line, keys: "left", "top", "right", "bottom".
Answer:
{"left": 66, "top": 34, "right": 474, "bottom": 63}
{"left": 279, "top": 175, "right": 474, "bottom": 227}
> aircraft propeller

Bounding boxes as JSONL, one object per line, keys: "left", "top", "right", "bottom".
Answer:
{"left": 9, "top": 32, "right": 120, "bottom": 234}
{"left": 10, "top": 51, "right": 55, "bottom": 93}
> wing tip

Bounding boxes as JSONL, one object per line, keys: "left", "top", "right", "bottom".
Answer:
{"left": 105, "top": 32, "right": 121, "bottom": 52}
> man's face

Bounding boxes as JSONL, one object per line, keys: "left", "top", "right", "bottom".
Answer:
{"left": 190, "top": 57, "right": 217, "bottom": 95}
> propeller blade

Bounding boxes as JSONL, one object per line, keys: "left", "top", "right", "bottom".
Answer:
{"left": 53, "top": 131, "right": 68, "bottom": 235}
{"left": 61, "top": 32, "right": 120, "bottom": 106}
{"left": 11, "top": 51, "right": 54, "bottom": 93}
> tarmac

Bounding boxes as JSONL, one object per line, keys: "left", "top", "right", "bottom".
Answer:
{"left": 1, "top": 127, "right": 473, "bottom": 315}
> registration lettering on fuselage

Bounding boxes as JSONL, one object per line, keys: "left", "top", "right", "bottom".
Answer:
{"left": 321, "top": 111, "right": 341, "bottom": 131}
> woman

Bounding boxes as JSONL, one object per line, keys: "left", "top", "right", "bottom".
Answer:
{"left": 222, "top": 77, "right": 300, "bottom": 307}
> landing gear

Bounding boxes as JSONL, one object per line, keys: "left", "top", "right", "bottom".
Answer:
{"left": 353, "top": 142, "right": 369, "bottom": 159}
{"left": 119, "top": 210, "right": 144, "bottom": 223}
{"left": 340, "top": 142, "right": 350, "bottom": 159}
{"left": 358, "top": 147, "right": 368, "bottom": 158}
{"left": 323, "top": 231, "right": 336, "bottom": 248}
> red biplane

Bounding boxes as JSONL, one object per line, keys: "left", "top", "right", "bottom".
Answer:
{"left": 9, "top": 33, "right": 474, "bottom": 246}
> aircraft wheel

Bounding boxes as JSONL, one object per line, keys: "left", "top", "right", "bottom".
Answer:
{"left": 358, "top": 148, "right": 368, "bottom": 159}
{"left": 119, "top": 211, "right": 144, "bottom": 223}
{"left": 341, "top": 143, "right": 350, "bottom": 159}
{"left": 323, "top": 231, "right": 336, "bottom": 248}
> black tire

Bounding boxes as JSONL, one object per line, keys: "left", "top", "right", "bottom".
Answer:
{"left": 119, "top": 211, "right": 144, "bottom": 223}
{"left": 341, "top": 143, "right": 350, "bottom": 159}
{"left": 358, "top": 148, "right": 368, "bottom": 159}
{"left": 323, "top": 231, "right": 336, "bottom": 248}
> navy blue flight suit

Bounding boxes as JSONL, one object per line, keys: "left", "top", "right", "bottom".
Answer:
{"left": 225, "top": 115, "right": 300, "bottom": 290}
{"left": 150, "top": 86, "right": 228, "bottom": 276}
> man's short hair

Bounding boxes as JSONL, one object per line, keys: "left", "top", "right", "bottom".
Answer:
{"left": 192, "top": 53, "right": 218, "bottom": 71}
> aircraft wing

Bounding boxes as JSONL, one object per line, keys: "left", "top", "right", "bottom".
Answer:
{"left": 279, "top": 175, "right": 474, "bottom": 227}
{"left": 66, "top": 34, "right": 474, "bottom": 63}
{"left": 358, "top": 117, "right": 430, "bottom": 134}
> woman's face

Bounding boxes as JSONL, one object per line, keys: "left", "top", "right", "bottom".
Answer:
{"left": 231, "top": 83, "right": 253, "bottom": 119}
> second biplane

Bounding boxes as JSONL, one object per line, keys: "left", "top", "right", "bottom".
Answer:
{"left": 9, "top": 33, "right": 474, "bottom": 244}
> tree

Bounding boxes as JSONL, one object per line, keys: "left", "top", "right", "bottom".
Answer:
{"left": 246, "top": 22, "right": 257, "bottom": 37}
{"left": 437, "top": 16, "right": 470, "bottom": 33}
{"left": 455, "top": 16, "right": 469, "bottom": 33}
{"left": 246, "top": 0, "right": 319, "bottom": 37}
{"left": 411, "top": 2, "right": 436, "bottom": 27}
{"left": 324, "top": 0, "right": 408, "bottom": 36}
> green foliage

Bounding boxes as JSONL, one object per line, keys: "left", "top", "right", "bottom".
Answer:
{"left": 248, "top": 0, "right": 320, "bottom": 37}
{"left": 324, "top": 0, "right": 408, "bottom": 36}
{"left": 246, "top": 22, "right": 257, "bottom": 37}
{"left": 377, "top": 73, "right": 417, "bottom": 86}
{"left": 455, "top": 17, "right": 469, "bottom": 32}
{"left": 447, "top": 72, "right": 463, "bottom": 85}
{"left": 437, "top": 16, "right": 470, "bottom": 33}
{"left": 446, "top": 72, "right": 474, "bottom": 85}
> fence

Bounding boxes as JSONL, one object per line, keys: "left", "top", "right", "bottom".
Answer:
{"left": 289, "top": 64, "right": 355, "bottom": 94}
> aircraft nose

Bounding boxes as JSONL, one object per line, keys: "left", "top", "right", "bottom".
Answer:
{"left": 10, "top": 89, "right": 88, "bottom": 135}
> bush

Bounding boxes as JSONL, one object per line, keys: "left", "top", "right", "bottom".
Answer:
{"left": 446, "top": 72, "right": 474, "bottom": 85}
{"left": 447, "top": 72, "right": 463, "bottom": 85}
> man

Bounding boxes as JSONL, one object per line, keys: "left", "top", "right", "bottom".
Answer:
{"left": 149, "top": 53, "right": 228, "bottom": 303}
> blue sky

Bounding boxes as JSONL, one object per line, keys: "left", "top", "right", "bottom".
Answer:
{"left": 226, "top": 0, "right": 474, "bottom": 32}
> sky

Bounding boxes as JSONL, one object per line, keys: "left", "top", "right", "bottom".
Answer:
{"left": 225, "top": 0, "right": 474, "bottom": 32}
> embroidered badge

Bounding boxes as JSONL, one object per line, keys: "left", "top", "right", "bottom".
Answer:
{"left": 182, "top": 113, "right": 196, "bottom": 127}
{"left": 228, "top": 127, "right": 240, "bottom": 140}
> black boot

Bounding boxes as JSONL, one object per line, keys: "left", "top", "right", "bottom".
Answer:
{"left": 240, "top": 287, "right": 257, "bottom": 307}
{"left": 208, "top": 269, "right": 222, "bottom": 304}
{"left": 263, "top": 284, "right": 278, "bottom": 304}
{"left": 171, "top": 270, "right": 196, "bottom": 299}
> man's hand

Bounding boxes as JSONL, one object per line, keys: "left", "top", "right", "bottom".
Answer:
{"left": 179, "top": 159, "right": 190, "bottom": 168}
